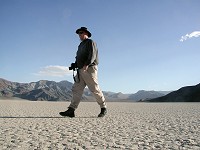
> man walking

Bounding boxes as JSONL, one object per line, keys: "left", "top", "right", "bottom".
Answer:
{"left": 59, "top": 27, "right": 107, "bottom": 117}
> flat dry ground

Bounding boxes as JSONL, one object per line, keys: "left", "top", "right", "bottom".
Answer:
{"left": 0, "top": 100, "right": 200, "bottom": 149}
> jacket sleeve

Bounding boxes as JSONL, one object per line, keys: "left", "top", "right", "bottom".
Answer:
{"left": 85, "top": 40, "right": 97, "bottom": 66}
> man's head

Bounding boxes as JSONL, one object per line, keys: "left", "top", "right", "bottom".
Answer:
{"left": 76, "top": 27, "right": 92, "bottom": 41}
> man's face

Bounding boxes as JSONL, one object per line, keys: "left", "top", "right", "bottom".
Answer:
{"left": 78, "top": 31, "right": 88, "bottom": 41}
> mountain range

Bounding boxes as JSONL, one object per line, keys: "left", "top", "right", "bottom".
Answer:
{"left": 0, "top": 78, "right": 169, "bottom": 101}
{"left": 0, "top": 79, "right": 73, "bottom": 101}
{"left": 145, "top": 83, "right": 200, "bottom": 102}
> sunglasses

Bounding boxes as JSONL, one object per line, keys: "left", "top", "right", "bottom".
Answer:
{"left": 78, "top": 31, "right": 84, "bottom": 34}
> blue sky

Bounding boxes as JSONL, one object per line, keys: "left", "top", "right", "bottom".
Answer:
{"left": 1, "top": 0, "right": 200, "bottom": 93}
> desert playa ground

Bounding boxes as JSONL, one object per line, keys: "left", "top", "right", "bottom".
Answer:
{"left": 0, "top": 100, "right": 200, "bottom": 150}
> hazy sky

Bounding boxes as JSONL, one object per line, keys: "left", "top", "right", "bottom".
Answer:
{"left": 1, "top": 0, "right": 200, "bottom": 93}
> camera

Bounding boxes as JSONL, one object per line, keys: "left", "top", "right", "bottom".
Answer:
{"left": 69, "top": 63, "right": 77, "bottom": 71}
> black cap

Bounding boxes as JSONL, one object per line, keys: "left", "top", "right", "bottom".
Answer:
{"left": 76, "top": 27, "right": 92, "bottom": 37}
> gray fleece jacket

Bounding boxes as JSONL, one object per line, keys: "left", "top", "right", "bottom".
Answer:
{"left": 75, "top": 39, "right": 99, "bottom": 69}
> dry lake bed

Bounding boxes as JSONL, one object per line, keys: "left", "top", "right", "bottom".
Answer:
{"left": 0, "top": 100, "right": 200, "bottom": 149}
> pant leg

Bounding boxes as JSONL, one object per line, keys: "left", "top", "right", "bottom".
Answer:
{"left": 69, "top": 71, "right": 86, "bottom": 109}
{"left": 80, "top": 66, "right": 106, "bottom": 108}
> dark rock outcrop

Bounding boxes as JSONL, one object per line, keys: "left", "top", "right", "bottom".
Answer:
{"left": 146, "top": 83, "right": 200, "bottom": 102}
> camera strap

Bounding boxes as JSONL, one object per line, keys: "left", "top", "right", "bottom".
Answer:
{"left": 73, "top": 69, "right": 80, "bottom": 83}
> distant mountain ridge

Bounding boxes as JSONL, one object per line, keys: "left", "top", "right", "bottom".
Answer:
{"left": 0, "top": 79, "right": 73, "bottom": 101}
{"left": 128, "top": 90, "right": 166, "bottom": 101}
{"left": 0, "top": 78, "right": 169, "bottom": 101}
{"left": 146, "top": 83, "right": 200, "bottom": 102}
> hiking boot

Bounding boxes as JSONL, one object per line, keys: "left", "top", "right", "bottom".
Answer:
{"left": 59, "top": 107, "right": 75, "bottom": 118}
{"left": 98, "top": 108, "right": 107, "bottom": 117}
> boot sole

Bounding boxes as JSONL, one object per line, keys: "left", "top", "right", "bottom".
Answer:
{"left": 59, "top": 112, "right": 75, "bottom": 118}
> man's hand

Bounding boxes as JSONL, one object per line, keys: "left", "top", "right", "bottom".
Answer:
{"left": 83, "top": 65, "right": 88, "bottom": 71}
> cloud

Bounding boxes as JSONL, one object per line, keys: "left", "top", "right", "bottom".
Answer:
{"left": 35, "top": 65, "right": 72, "bottom": 77}
{"left": 180, "top": 31, "right": 200, "bottom": 42}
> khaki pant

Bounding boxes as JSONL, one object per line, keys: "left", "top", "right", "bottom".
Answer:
{"left": 69, "top": 66, "right": 106, "bottom": 109}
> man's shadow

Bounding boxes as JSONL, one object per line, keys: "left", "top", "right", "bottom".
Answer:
{"left": 0, "top": 116, "right": 63, "bottom": 118}
{"left": 0, "top": 116, "right": 98, "bottom": 119}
